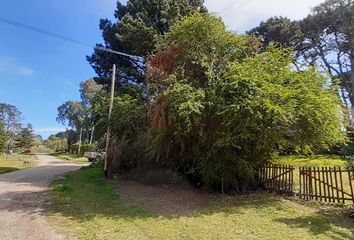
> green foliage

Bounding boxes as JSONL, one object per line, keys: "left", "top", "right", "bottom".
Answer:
{"left": 0, "top": 103, "right": 22, "bottom": 151}
{"left": 70, "top": 144, "right": 96, "bottom": 156}
{"left": 16, "top": 123, "right": 35, "bottom": 150}
{"left": 248, "top": 0, "right": 354, "bottom": 120}
{"left": 247, "top": 16, "right": 302, "bottom": 51}
{"left": 91, "top": 93, "right": 148, "bottom": 173}
{"left": 87, "top": 0, "right": 206, "bottom": 86}
{"left": 0, "top": 122, "right": 7, "bottom": 152}
{"left": 57, "top": 101, "right": 86, "bottom": 129}
{"left": 145, "top": 14, "right": 346, "bottom": 191}
{"left": 45, "top": 135, "right": 68, "bottom": 152}
{"left": 87, "top": 13, "right": 346, "bottom": 192}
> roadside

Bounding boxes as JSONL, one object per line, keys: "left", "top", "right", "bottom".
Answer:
{"left": 0, "top": 153, "right": 37, "bottom": 174}
{"left": 0, "top": 154, "right": 87, "bottom": 240}
{"left": 48, "top": 163, "right": 354, "bottom": 240}
{"left": 49, "top": 152, "right": 88, "bottom": 163}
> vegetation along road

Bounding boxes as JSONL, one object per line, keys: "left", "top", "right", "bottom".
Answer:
{"left": 0, "top": 154, "right": 87, "bottom": 240}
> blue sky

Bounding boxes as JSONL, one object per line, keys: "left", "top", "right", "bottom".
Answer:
{"left": 0, "top": 0, "right": 324, "bottom": 139}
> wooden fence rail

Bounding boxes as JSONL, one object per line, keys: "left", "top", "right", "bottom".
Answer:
{"left": 299, "top": 167, "right": 354, "bottom": 204}
{"left": 259, "top": 164, "right": 294, "bottom": 194}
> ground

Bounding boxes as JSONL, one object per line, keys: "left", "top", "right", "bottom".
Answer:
{"left": 0, "top": 153, "right": 37, "bottom": 174}
{"left": 48, "top": 164, "right": 354, "bottom": 240}
{"left": 50, "top": 152, "right": 88, "bottom": 163}
{"left": 0, "top": 154, "right": 87, "bottom": 240}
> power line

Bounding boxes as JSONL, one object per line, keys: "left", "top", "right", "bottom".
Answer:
{"left": 0, "top": 16, "right": 136, "bottom": 58}
{"left": 218, "top": 0, "right": 243, "bottom": 14}
{"left": 221, "top": 0, "right": 254, "bottom": 17}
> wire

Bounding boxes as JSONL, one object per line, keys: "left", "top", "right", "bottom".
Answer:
{"left": 218, "top": 0, "right": 243, "bottom": 14}
{"left": 0, "top": 16, "right": 136, "bottom": 58}
{"left": 221, "top": 0, "right": 253, "bottom": 17}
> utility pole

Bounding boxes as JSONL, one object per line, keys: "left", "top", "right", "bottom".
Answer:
{"left": 104, "top": 64, "right": 116, "bottom": 177}
{"left": 77, "top": 127, "right": 83, "bottom": 157}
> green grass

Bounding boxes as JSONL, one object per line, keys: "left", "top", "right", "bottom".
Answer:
{"left": 47, "top": 164, "right": 354, "bottom": 240}
{"left": 273, "top": 155, "right": 350, "bottom": 194}
{"left": 0, "top": 154, "right": 37, "bottom": 174}
{"left": 274, "top": 155, "right": 347, "bottom": 168}
{"left": 50, "top": 152, "right": 88, "bottom": 163}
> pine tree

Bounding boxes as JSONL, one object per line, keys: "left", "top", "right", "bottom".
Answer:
{"left": 87, "top": 0, "right": 207, "bottom": 87}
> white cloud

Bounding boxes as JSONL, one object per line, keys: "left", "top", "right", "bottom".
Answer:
{"left": 19, "top": 67, "right": 34, "bottom": 76}
{"left": 0, "top": 56, "right": 35, "bottom": 77}
{"left": 204, "top": 0, "right": 325, "bottom": 32}
{"left": 35, "top": 127, "right": 66, "bottom": 133}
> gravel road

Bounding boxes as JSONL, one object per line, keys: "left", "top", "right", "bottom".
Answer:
{"left": 0, "top": 154, "right": 87, "bottom": 240}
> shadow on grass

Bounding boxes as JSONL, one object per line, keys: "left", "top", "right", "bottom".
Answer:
{"left": 275, "top": 211, "right": 354, "bottom": 240}
{"left": 46, "top": 164, "right": 354, "bottom": 239}
{"left": 0, "top": 167, "right": 20, "bottom": 174}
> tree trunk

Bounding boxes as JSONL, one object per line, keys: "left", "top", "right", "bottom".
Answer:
{"left": 89, "top": 126, "right": 94, "bottom": 145}
{"left": 351, "top": 53, "right": 354, "bottom": 126}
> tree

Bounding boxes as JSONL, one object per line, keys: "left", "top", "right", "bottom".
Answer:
{"left": 45, "top": 135, "right": 67, "bottom": 152}
{"left": 57, "top": 101, "right": 86, "bottom": 129}
{"left": 80, "top": 78, "right": 103, "bottom": 106}
{"left": 0, "top": 121, "right": 7, "bottom": 152}
{"left": 0, "top": 103, "right": 22, "bottom": 132}
{"left": 80, "top": 79, "right": 103, "bottom": 144}
{"left": 55, "top": 130, "right": 78, "bottom": 152}
{"left": 248, "top": 0, "right": 354, "bottom": 123}
{"left": 247, "top": 17, "right": 302, "bottom": 51}
{"left": 0, "top": 103, "right": 22, "bottom": 151}
{"left": 145, "top": 13, "right": 345, "bottom": 191}
{"left": 87, "top": 0, "right": 207, "bottom": 87}
{"left": 17, "top": 124, "right": 34, "bottom": 150}
{"left": 299, "top": 0, "right": 354, "bottom": 120}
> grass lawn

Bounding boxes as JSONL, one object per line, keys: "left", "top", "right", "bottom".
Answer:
{"left": 47, "top": 164, "right": 354, "bottom": 240}
{"left": 273, "top": 155, "right": 347, "bottom": 168}
{"left": 50, "top": 152, "right": 88, "bottom": 163}
{"left": 0, "top": 154, "right": 37, "bottom": 174}
{"left": 273, "top": 155, "right": 350, "bottom": 193}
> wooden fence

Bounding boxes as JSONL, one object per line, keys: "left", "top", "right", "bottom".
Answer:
{"left": 299, "top": 167, "right": 354, "bottom": 204}
{"left": 259, "top": 164, "right": 295, "bottom": 194}
{"left": 258, "top": 165, "right": 354, "bottom": 205}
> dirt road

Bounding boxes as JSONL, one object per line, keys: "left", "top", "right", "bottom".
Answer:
{"left": 0, "top": 154, "right": 86, "bottom": 240}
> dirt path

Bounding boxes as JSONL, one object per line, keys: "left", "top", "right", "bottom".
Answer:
{"left": 0, "top": 154, "right": 87, "bottom": 240}
{"left": 117, "top": 180, "right": 218, "bottom": 215}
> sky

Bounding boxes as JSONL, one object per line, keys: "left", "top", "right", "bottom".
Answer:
{"left": 0, "top": 0, "right": 325, "bottom": 139}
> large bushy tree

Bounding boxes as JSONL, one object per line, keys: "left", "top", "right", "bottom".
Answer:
{"left": 145, "top": 14, "right": 345, "bottom": 191}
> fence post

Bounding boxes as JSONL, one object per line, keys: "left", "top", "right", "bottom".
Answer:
{"left": 325, "top": 167, "right": 331, "bottom": 203}
{"left": 339, "top": 167, "right": 345, "bottom": 204}
{"left": 299, "top": 167, "right": 302, "bottom": 199}
{"left": 348, "top": 167, "right": 354, "bottom": 205}
{"left": 334, "top": 167, "right": 340, "bottom": 203}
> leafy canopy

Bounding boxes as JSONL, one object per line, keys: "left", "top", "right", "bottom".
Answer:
{"left": 87, "top": 0, "right": 206, "bottom": 86}
{"left": 145, "top": 13, "right": 345, "bottom": 191}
